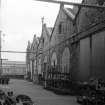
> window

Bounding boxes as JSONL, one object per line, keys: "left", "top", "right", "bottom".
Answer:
{"left": 58, "top": 21, "right": 69, "bottom": 34}
{"left": 58, "top": 22, "right": 67, "bottom": 34}
{"left": 58, "top": 23, "right": 62, "bottom": 34}
{"left": 42, "top": 38, "right": 44, "bottom": 47}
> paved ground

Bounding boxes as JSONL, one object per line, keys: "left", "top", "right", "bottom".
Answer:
{"left": 2, "top": 79, "right": 79, "bottom": 105}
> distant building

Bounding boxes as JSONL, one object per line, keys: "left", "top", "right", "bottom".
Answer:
{"left": 30, "top": 35, "right": 39, "bottom": 82}
{"left": 0, "top": 0, "right": 2, "bottom": 75}
{"left": 26, "top": 41, "right": 31, "bottom": 80}
{"left": 38, "top": 23, "right": 52, "bottom": 84}
{"left": 2, "top": 60, "right": 26, "bottom": 78}
{"left": 26, "top": 36, "right": 39, "bottom": 82}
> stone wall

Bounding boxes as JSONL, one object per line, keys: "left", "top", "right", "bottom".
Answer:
{"left": 78, "top": 0, "right": 105, "bottom": 32}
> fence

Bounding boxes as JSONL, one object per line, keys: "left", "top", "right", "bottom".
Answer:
{"left": 43, "top": 65, "right": 74, "bottom": 94}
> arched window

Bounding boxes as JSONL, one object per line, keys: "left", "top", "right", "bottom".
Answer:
{"left": 61, "top": 47, "right": 70, "bottom": 73}
{"left": 51, "top": 52, "right": 57, "bottom": 67}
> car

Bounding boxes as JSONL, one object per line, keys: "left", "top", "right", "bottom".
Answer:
{"left": 0, "top": 85, "right": 13, "bottom": 96}
{"left": 0, "top": 89, "right": 5, "bottom": 95}
{"left": 16, "top": 94, "right": 34, "bottom": 105}
{"left": 76, "top": 95, "right": 88, "bottom": 104}
{"left": 76, "top": 82, "right": 90, "bottom": 104}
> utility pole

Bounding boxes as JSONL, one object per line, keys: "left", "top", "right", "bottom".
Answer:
{"left": 0, "top": 31, "right": 2, "bottom": 75}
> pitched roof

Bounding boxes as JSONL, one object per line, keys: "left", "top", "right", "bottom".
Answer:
{"left": 74, "top": 0, "right": 85, "bottom": 21}
{"left": 37, "top": 24, "right": 52, "bottom": 48}
{"left": 47, "top": 27, "right": 53, "bottom": 36}
{"left": 62, "top": 0, "right": 83, "bottom": 21}
{"left": 62, "top": 5, "right": 80, "bottom": 21}
{"left": 63, "top": 7, "right": 75, "bottom": 20}
{"left": 27, "top": 41, "right": 31, "bottom": 50}
{"left": 72, "top": 6, "right": 79, "bottom": 15}
{"left": 49, "top": 5, "right": 75, "bottom": 41}
{"left": 43, "top": 24, "right": 53, "bottom": 38}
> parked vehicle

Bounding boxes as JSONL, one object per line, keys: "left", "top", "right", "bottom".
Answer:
{"left": 0, "top": 75, "right": 10, "bottom": 85}
{"left": 76, "top": 79, "right": 105, "bottom": 105}
{"left": 76, "top": 82, "right": 89, "bottom": 104}
{"left": 16, "top": 94, "right": 34, "bottom": 105}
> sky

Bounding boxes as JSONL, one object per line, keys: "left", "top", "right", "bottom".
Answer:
{"left": 0, "top": 0, "right": 81, "bottom": 61}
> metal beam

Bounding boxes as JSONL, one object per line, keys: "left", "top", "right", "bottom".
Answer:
{"left": 0, "top": 50, "right": 37, "bottom": 54}
{"left": 35, "top": 0, "right": 105, "bottom": 9}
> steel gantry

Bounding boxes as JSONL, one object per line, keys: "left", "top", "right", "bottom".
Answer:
{"left": 35, "top": 0, "right": 105, "bottom": 9}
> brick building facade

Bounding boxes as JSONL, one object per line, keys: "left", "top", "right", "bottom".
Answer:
{"left": 26, "top": 0, "right": 105, "bottom": 92}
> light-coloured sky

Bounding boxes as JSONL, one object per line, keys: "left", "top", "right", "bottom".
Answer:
{"left": 1, "top": 0, "right": 81, "bottom": 61}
